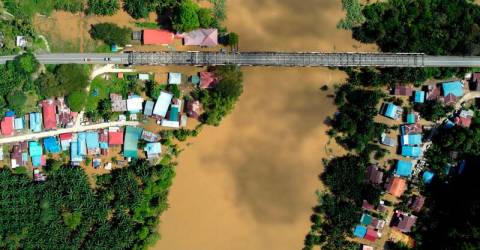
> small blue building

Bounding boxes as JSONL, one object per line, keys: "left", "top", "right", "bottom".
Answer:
{"left": 43, "top": 137, "right": 61, "bottom": 153}
{"left": 414, "top": 91, "right": 425, "bottom": 103}
{"left": 383, "top": 103, "right": 401, "bottom": 120}
{"left": 401, "top": 134, "right": 422, "bottom": 146}
{"left": 30, "top": 113, "right": 42, "bottom": 132}
{"left": 396, "top": 160, "right": 413, "bottom": 177}
{"left": 14, "top": 117, "right": 24, "bottom": 130}
{"left": 423, "top": 171, "right": 434, "bottom": 184}
{"left": 402, "top": 146, "right": 422, "bottom": 158}
{"left": 442, "top": 81, "right": 464, "bottom": 97}
{"left": 353, "top": 225, "right": 367, "bottom": 238}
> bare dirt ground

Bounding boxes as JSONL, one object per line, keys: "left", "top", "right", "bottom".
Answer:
{"left": 152, "top": 0, "right": 376, "bottom": 250}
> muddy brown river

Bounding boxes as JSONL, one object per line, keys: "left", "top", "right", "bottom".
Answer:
{"left": 153, "top": 0, "right": 376, "bottom": 249}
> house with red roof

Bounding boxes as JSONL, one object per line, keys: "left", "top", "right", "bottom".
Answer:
{"left": 394, "top": 85, "right": 413, "bottom": 96}
{"left": 1, "top": 116, "right": 14, "bottom": 136}
{"left": 41, "top": 100, "right": 57, "bottom": 130}
{"left": 59, "top": 133, "right": 73, "bottom": 151}
{"left": 142, "top": 29, "right": 174, "bottom": 45}
{"left": 364, "top": 227, "right": 378, "bottom": 242}
{"left": 199, "top": 72, "right": 217, "bottom": 89}
{"left": 108, "top": 127, "right": 124, "bottom": 145}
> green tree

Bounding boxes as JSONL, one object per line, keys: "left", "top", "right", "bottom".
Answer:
{"left": 414, "top": 100, "right": 453, "bottom": 122}
{"left": 123, "top": 0, "right": 155, "bottom": 19}
{"left": 54, "top": 64, "right": 90, "bottom": 95}
{"left": 228, "top": 32, "right": 239, "bottom": 47}
{"left": 196, "top": 66, "right": 243, "bottom": 126}
{"left": 87, "top": 0, "right": 120, "bottom": 16}
{"left": 197, "top": 8, "right": 215, "bottom": 28}
{"left": 14, "top": 52, "right": 39, "bottom": 75}
{"left": 62, "top": 211, "right": 82, "bottom": 230}
{"left": 6, "top": 91, "right": 27, "bottom": 114}
{"left": 172, "top": 0, "right": 200, "bottom": 32}
{"left": 90, "top": 23, "right": 132, "bottom": 46}
{"left": 35, "top": 72, "right": 61, "bottom": 98}
{"left": 67, "top": 90, "right": 87, "bottom": 112}
{"left": 98, "top": 98, "right": 113, "bottom": 120}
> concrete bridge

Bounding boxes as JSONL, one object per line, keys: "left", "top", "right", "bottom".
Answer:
{"left": 2, "top": 51, "right": 480, "bottom": 67}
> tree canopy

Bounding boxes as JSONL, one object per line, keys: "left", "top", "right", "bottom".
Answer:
{"left": 67, "top": 90, "right": 87, "bottom": 112}
{"left": 0, "top": 158, "right": 175, "bottom": 249}
{"left": 171, "top": 0, "right": 200, "bottom": 32}
{"left": 87, "top": 0, "right": 120, "bottom": 16}
{"left": 195, "top": 65, "right": 243, "bottom": 126}
{"left": 90, "top": 23, "right": 132, "bottom": 46}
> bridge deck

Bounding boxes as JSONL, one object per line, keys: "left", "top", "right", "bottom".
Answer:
{"left": 129, "top": 52, "right": 425, "bottom": 67}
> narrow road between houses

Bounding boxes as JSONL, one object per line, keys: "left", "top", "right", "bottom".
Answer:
{"left": 455, "top": 91, "right": 480, "bottom": 109}
{"left": 0, "top": 120, "right": 139, "bottom": 145}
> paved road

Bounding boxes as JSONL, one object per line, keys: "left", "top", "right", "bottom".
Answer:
{"left": 0, "top": 121, "right": 139, "bottom": 145}
{"left": 0, "top": 53, "right": 128, "bottom": 65}
{"left": 4, "top": 52, "right": 480, "bottom": 67}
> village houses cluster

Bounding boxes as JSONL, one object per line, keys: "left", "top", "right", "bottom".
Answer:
{"left": 354, "top": 74, "right": 478, "bottom": 249}
{"left": 0, "top": 26, "right": 223, "bottom": 180}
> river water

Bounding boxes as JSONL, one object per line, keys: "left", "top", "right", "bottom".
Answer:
{"left": 153, "top": 0, "right": 376, "bottom": 249}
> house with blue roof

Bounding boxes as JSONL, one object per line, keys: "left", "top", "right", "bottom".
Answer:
{"left": 353, "top": 225, "right": 367, "bottom": 238}
{"left": 14, "top": 117, "right": 24, "bottom": 130}
{"left": 406, "top": 113, "right": 417, "bottom": 124}
{"left": 70, "top": 141, "right": 84, "bottom": 165}
{"left": 382, "top": 103, "right": 402, "bottom": 120}
{"left": 86, "top": 132, "right": 100, "bottom": 155}
{"left": 77, "top": 133, "right": 87, "bottom": 156}
{"left": 396, "top": 160, "right": 413, "bottom": 177}
{"left": 401, "top": 134, "right": 422, "bottom": 146}
{"left": 29, "top": 141, "right": 43, "bottom": 167}
{"left": 124, "top": 126, "right": 143, "bottom": 158}
{"left": 29, "top": 113, "right": 42, "bottom": 132}
{"left": 401, "top": 146, "right": 422, "bottom": 158}
{"left": 43, "top": 137, "right": 61, "bottom": 153}
{"left": 144, "top": 142, "right": 162, "bottom": 160}
{"left": 423, "top": 171, "right": 434, "bottom": 184}
{"left": 414, "top": 91, "right": 425, "bottom": 103}
{"left": 442, "top": 81, "right": 464, "bottom": 97}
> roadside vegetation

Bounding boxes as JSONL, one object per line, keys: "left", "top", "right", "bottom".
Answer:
{"left": 0, "top": 52, "right": 39, "bottom": 115}
{"left": 89, "top": 23, "right": 132, "bottom": 46}
{"left": 193, "top": 65, "right": 243, "bottom": 126}
{"left": 86, "top": 0, "right": 120, "bottom": 16}
{"left": 345, "top": 0, "right": 480, "bottom": 86}
{"left": 337, "top": 0, "right": 365, "bottom": 30}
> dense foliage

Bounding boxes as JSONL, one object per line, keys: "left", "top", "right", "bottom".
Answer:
{"left": 338, "top": 0, "right": 365, "bottom": 30}
{"left": 194, "top": 65, "right": 243, "bottom": 126}
{"left": 330, "top": 85, "right": 386, "bottom": 154}
{"left": 414, "top": 99, "right": 453, "bottom": 122}
{"left": 413, "top": 160, "right": 480, "bottom": 249}
{"left": 0, "top": 158, "right": 175, "bottom": 249}
{"left": 86, "top": 0, "right": 120, "bottom": 16}
{"left": 0, "top": 53, "right": 39, "bottom": 114}
{"left": 346, "top": 0, "right": 480, "bottom": 85}
{"left": 304, "top": 155, "right": 379, "bottom": 250}
{"left": 122, "top": 0, "right": 219, "bottom": 32}
{"left": 36, "top": 64, "right": 90, "bottom": 99}
{"left": 4, "top": 0, "right": 84, "bottom": 18}
{"left": 89, "top": 23, "right": 132, "bottom": 46}
{"left": 67, "top": 90, "right": 88, "bottom": 112}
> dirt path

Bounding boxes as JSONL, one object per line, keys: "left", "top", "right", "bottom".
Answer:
{"left": 152, "top": 1, "right": 376, "bottom": 250}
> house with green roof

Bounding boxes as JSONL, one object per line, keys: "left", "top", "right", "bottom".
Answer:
{"left": 123, "top": 126, "right": 143, "bottom": 158}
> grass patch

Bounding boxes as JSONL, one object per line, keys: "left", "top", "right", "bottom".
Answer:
{"left": 86, "top": 75, "right": 130, "bottom": 112}
{"left": 24, "top": 91, "right": 40, "bottom": 113}
{"left": 134, "top": 22, "right": 159, "bottom": 29}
